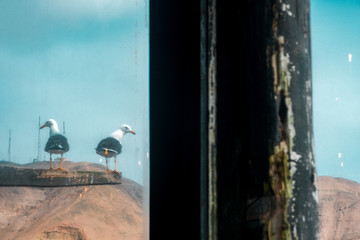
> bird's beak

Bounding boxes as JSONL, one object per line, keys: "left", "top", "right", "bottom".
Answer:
{"left": 40, "top": 125, "right": 46, "bottom": 129}
{"left": 130, "top": 130, "right": 136, "bottom": 135}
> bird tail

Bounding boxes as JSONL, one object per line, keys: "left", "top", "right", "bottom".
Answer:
{"left": 97, "top": 147, "right": 118, "bottom": 154}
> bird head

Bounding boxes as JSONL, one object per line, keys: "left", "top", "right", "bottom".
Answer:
{"left": 40, "top": 119, "right": 57, "bottom": 129}
{"left": 120, "top": 124, "right": 135, "bottom": 135}
{"left": 40, "top": 119, "right": 60, "bottom": 136}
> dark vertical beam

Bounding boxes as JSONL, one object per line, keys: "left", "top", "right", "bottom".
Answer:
{"left": 216, "top": 1, "right": 277, "bottom": 238}
{"left": 200, "top": 0, "right": 209, "bottom": 239}
{"left": 273, "top": 0, "right": 319, "bottom": 238}
{"left": 150, "top": 1, "right": 200, "bottom": 239}
{"left": 207, "top": 0, "right": 218, "bottom": 239}
{"left": 201, "top": 1, "right": 217, "bottom": 239}
{"left": 215, "top": 0, "right": 318, "bottom": 239}
{"left": 151, "top": 0, "right": 318, "bottom": 239}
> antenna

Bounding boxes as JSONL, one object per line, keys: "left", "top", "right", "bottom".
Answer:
{"left": 62, "top": 121, "right": 67, "bottom": 160}
{"left": 37, "top": 116, "right": 41, "bottom": 161}
{"left": 8, "top": 129, "right": 11, "bottom": 162}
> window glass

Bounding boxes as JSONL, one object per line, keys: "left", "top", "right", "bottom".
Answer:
{"left": 312, "top": 0, "right": 360, "bottom": 238}
{"left": 0, "top": 1, "right": 149, "bottom": 239}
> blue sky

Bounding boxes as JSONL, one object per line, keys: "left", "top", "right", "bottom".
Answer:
{"left": 0, "top": 1, "right": 149, "bottom": 184}
{"left": 311, "top": 0, "right": 360, "bottom": 181}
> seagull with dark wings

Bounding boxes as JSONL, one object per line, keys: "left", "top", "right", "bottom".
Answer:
{"left": 96, "top": 124, "right": 135, "bottom": 173}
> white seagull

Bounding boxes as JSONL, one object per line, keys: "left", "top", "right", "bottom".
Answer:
{"left": 40, "top": 119, "right": 69, "bottom": 170}
{"left": 96, "top": 124, "right": 135, "bottom": 173}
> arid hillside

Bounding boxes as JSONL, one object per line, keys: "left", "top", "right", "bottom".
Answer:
{"left": 318, "top": 176, "right": 360, "bottom": 240}
{"left": 2, "top": 162, "right": 356, "bottom": 239}
{"left": 0, "top": 161, "right": 144, "bottom": 240}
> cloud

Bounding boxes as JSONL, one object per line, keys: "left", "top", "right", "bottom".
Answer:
{"left": 0, "top": 0, "right": 145, "bottom": 53}
{"left": 36, "top": 0, "right": 140, "bottom": 20}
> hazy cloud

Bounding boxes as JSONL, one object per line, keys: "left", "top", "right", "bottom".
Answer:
{"left": 36, "top": 0, "right": 139, "bottom": 20}
{"left": 0, "top": 0, "right": 143, "bottom": 53}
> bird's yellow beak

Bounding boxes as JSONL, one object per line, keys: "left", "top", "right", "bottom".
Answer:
{"left": 130, "top": 130, "right": 136, "bottom": 135}
{"left": 40, "top": 125, "right": 46, "bottom": 129}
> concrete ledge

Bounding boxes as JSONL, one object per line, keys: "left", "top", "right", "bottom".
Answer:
{"left": 0, "top": 166, "right": 121, "bottom": 187}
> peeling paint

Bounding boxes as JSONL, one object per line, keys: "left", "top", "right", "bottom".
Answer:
{"left": 290, "top": 152, "right": 301, "bottom": 176}
{"left": 277, "top": 36, "right": 292, "bottom": 94}
{"left": 312, "top": 172, "right": 319, "bottom": 204}
{"left": 308, "top": 152, "right": 314, "bottom": 166}
{"left": 268, "top": 1, "right": 318, "bottom": 239}
{"left": 281, "top": 3, "right": 293, "bottom": 17}
{"left": 293, "top": 225, "right": 298, "bottom": 240}
{"left": 305, "top": 80, "right": 311, "bottom": 92}
{"left": 286, "top": 98, "right": 296, "bottom": 150}
{"left": 268, "top": 141, "right": 292, "bottom": 239}
{"left": 290, "top": 151, "right": 301, "bottom": 161}
{"left": 269, "top": 14, "right": 297, "bottom": 240}
{"left": 290, "top": 162, "right": 297, "bottom": 177}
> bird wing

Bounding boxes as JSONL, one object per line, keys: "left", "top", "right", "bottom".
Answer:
{"left": 45, "top": 134, "right": 69, "bottom": 152}
{"left": 96, "top": 137, "right": 122, "bottom": 154}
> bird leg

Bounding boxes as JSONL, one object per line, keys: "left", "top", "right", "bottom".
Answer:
{"left": 106, "top": 158, "right": 111, "bottom": 172}
{"left": 49, "top": 154, "right": 54, "bottom": 170}
{"left": 113, "top": 157, "right": 120, "bottom": 174}
{"left": 58, "top": 154, "right": 64, "bottom": 170}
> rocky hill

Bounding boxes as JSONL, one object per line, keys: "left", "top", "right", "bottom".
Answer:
{"left": 318, "top": 176, "right": 360, "bottom": 240}
{"left": 1, "top": 161, "right": 356, "bottom": 239}
{"left": 0, "top": 161, "right": 144, "bottom": 240}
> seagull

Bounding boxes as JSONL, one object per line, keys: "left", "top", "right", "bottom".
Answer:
{"left": 40, "top": 119, "right": 69, "bottom": 170}
{"left": 96, "top": 124, "right": 135, "bottom": 173}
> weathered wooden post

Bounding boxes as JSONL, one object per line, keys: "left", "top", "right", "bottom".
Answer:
{"left": 269, "top": 0, "right": 318, "bottom": 239}
{"left": 203, "top": 0, "right": 319, "bottom": 239}
{"left": 150, "top": 0, "right": 318, "bottom": 239}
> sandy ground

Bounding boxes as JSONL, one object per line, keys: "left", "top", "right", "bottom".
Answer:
{"left": 0, "top": 161, "right": 145, "bottom": 240}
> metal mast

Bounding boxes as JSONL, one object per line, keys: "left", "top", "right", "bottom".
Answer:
{"left": 37, "top": 116, "right": 41, "bottom": 161}
{"left": 8, "top": 129, "right": 11, "bottom": 162}
{"left": 62, "top": 121, "right": 67, "bottom": 160}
